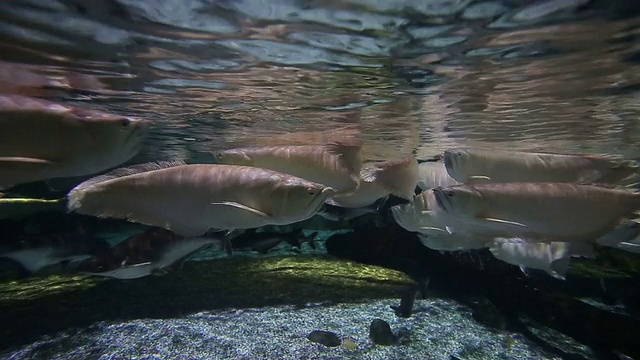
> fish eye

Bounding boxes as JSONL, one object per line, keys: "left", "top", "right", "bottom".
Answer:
{"left": 446, "top": 191, "right": 455, "bottom": 197}
{"left": 307, "top": 188, "right": 317, "bottom": 195}
{"left": 120, "top": 118, "right": 131, "bottom": 127}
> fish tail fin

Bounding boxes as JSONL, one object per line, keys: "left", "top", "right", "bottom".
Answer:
{"left": 361, "top": 155, "right": 419, "bottom": 200}
{"left": 323, "top": 141, "right": 363, "bottom": 186}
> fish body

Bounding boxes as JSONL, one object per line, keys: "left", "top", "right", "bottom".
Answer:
{"left": 433, "top": 182, "right": 640, "bottom": 243}
{"left": 391, "top": 190, "right": 492, "bottom": 251}
{"left": 489, "top": 238, "right": 594, "bottom": 280}
{"left": 443, "top": 148, "right": 639, "bottom": 185}
{"left": 0, "top": 247, "right": 91, "bottom": 274}
{"left": 84, "top": 237, "right": 216, "bottom": 279}
{"left": 86, "top": 262, "right": 157, "bottom": 279}
{"left": 329, "top": 156, "right": 418, "bottom": 208}
{"left": 417, "top": 161, "right": 459, "bottom": 190}
{"left": 214, "top": 142, "right": 362, "bottom": 194}
{"left": 0, "top": 94, "right": 147, "bottom": 188}
{"left": 67, "top": 162, "right": 336, "bottom": 236}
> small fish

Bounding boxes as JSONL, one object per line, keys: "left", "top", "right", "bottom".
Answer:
{"left": 0, "top": 94, "right": 147, "bottom": 189}
{"left": 443, "top": 148, "right": 640, "bottom": 186}
{"left": 328, "top": 155, "right": 418, "bottom": 208}
{"left": 226, "top": 229, "right": 317, "bottom": 255}
{"left": 67, "top": 162, "right": 336, "bottom": 236}
{"left": 489, "top": 238, "right": 594, "bottom": 280}
{"left": 84, "top": 237, "right": 216, "bottom": 279}
{"left": 416, "top": 161, "right": 459, "bottom": 190}
{"left": 213, "top": 142, "right": 362, "bottom": 194}
{"left": 432, "top": 182, "right": 640, "bottom": 243}
{"left": 0, "top": 247, "right": 92, "bottom": 274}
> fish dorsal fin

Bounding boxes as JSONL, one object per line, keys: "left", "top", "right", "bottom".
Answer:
{"left": 72, "top": 161, "right": 187, "bottom": 192}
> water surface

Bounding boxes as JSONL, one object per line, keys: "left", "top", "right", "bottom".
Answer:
{"left": 0, "top": 0, "right": 639, "bottom": 162}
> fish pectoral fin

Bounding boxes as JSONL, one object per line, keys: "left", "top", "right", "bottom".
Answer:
{"left": 482, "top": 217, "right": 527, "bottom": 227}
{"left": 0, "top": 156, "right": 58, "bottom": 165}
{"left": 468, "top": 175, "right": 491, "bottom": 181}
{"left": 211, "top": 202, "right": 270, "bottom": 218}
{"left": 419, "top": 226, "right": 448, "bottom": 233}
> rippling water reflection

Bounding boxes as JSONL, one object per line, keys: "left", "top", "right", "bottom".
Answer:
{"left": 0, "top": 0, "right": 638, "bottom": 163}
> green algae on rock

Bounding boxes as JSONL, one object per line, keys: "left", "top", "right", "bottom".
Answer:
{"left": 0, "top": 197, "right": 65, "bottom": 220}
{"left": 0, "top": 255, "right": 414, "bottom": 351}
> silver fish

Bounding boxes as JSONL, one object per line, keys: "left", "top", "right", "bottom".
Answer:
{"left": 416, "top": 161, "right": 459, "bottom": 191}
{"left": 0, "top": 247, "right": 91, "bottom": 274}
{"left": 489, "top": 238, "right": 594, "bottom": 280}
{"left": 0, "top": 94, "right": 147, "bottom": 188}
{"left": 85, "top": 237, "right": 217, "bottom": 280}
{"left": 328, "top": 155, "right": 418, "bottom": 208}
{"left": 443, "top": 148, "right": 639, "bottom": 185}
{"left": 214, "top": 142, "right": 362, "bottom": 194}
{"left": 67, "top": 162, "right": 336, "bottom": 236}
{"left": 432, "top": 182, "right": 640, "bottom": 243}
{"left": 391, "top": 190, "right": 491, "bottom": 251}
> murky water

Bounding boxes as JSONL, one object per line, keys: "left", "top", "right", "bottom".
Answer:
{"left": 1, "top": 0, "right": 638, "bottom": 164}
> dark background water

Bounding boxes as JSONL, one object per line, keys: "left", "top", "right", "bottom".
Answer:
{"left": 0, "top": 0, "right": 639, "bottom": 165}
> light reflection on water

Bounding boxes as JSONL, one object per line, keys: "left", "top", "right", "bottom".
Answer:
{"left": 0, "top": 0, "right": 638, "bottom": 163}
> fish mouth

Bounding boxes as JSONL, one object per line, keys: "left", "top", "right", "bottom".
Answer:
{"left": 442, "top": 151, "right": 455, "bottom": 175}
{"left": 311, "top": 187, "right": 337, "bottom": 214}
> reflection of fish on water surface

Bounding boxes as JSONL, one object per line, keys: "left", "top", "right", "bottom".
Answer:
{"left": 0, "top": 94, "right": 148, "bottom": 189}
{"left": 214, "top": 142, "right": 363, "bottom": 195}
{"left": 67, "top": 161, "right": 336, "bottom": 237}
{"left": 489, "top": 238, "right": 594, "bottom": 280}
{"left": 443, "top": 148, "right": 640, "bottom": 186}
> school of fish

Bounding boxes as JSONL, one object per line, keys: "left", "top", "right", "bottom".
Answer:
{"left": 393, "top": 150, "right": 640, "bottom": 279}
{"left": 2, "top": 93, "right": 640, "bottom": 280}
